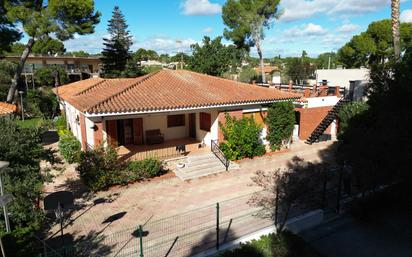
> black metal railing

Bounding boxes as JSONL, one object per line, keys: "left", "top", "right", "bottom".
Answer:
{"left": 211, "top": 140, "right": 230, "bottom": 171}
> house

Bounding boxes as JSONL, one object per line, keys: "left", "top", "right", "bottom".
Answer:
{"left": 315, "top": 68, "right": 369, "bottom": 101}
{"left": 55, "top": 69, "right": 300, "bottom": 160}
{"left": 2, "top": 55, "right": 101, "bottom": 85}
{"left": 0, "top": 102, "right": 17, "bottom": 118}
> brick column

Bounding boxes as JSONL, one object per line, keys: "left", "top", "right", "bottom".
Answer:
{"left": 335, "top": 86, "right": 341, "bottom": 97}
{"left": 304, "top": 88, "right": 311, "bottom": 97}
{"left": 79, "top": 114, "right": 87, "bottom": 150}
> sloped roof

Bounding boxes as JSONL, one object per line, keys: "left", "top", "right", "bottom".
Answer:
{"left": 0, "top": 102, "right": 17, "bottom": 116}
{"left": 55, "top": 70, "right": 301, "bottom": 115}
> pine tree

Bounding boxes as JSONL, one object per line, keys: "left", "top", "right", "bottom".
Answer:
{"left": 101, "top": 6, "right": 133, "bottom": 77}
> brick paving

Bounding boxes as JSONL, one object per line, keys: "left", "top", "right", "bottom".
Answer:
{"left": 44, "top": 141, "right": 336, "bottom": 256}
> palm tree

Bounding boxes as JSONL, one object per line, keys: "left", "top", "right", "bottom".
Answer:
{"left": 391, "top": 0, "right": 401, "bottom": 60}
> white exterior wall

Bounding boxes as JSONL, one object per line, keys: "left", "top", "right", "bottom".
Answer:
{"left": 64, "top": 102, "right": 82, "bottom": 142}
{"left": 142, "top": 115, "right": 188, "bottom": 141}
{"left": 85, "top": 117, "right": 94, "bottom": 149}
{"left": 316, "top": 68, "right": 369, "bottom": 89}
{"left": 306, "top": 96, "right": 340, "bottom": 108}
{"left": 195, "top": 109, "right": 218, "bottom": 146}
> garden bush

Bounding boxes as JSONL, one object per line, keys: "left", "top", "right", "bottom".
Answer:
{"left": 219, "top": 232, "right": 321, "bottom": 257}
{"left": 266, "top": 102, "right": 295, "bottom": 151}
{"left": 76, "top": 147, "right": 164, "bottom": 191}
{"left": 58, "top": 133, "right": 81, "bottom": 163}
{"left": 127, "top": 158, "right": 164, "bottom": 178}
{"left": 55, "top": 115, "right": 67, "bottom": 131}
{"left": 219, "top": 113, "right": 265, "bottom": 160}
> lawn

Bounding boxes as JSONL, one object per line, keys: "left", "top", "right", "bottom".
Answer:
{"left": 15, "top": 117, "right": 44, "bottom": 129}
{"left": 219, "top": 231, "right": 323, "bottom": 257}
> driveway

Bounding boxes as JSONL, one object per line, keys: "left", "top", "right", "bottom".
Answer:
{"left": 45, "top": 141, "right": 336, "bottom": 240}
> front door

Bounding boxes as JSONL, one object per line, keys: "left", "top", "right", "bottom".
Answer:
{"left": 117, "top": 119, "right": 134, "bottom": 145}
{"left": 133, "top": 118, "right": 143, "bottom": 145}
{"left": 189, "top": 113, "right": 196, "bottom": 139}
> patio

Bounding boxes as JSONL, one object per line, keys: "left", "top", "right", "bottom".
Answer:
{"left": 116, "top": 137, "right": 210, "bottom": 161}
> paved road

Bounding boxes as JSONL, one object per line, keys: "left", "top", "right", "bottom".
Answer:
{"left": 300, "top": 211, "right": 412, "bottom": 257}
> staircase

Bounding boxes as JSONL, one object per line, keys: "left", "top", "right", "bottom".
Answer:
{"left": 174, "top": 152, "right": 239, "bottom": 180}
{"left": 306, "top": 97, "right": 350, "bottom": 144}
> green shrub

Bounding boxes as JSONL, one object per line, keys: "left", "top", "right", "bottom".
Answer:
{"left": 76, "top": 148, "right": 164, "bottom": 191}
{"left": 58, "top": 133, "right": 81, "bottom": 163}
{"left": 219, "top": 113, "right": 265, "bottom": 160}
{"left": 337, "top": 101, "right": 369, "bottom": 139}
{"left": 55, "top": 115, "right": 67, "bottom": 131}
{"left": 25, "top": 87, "right": 59, "bottom": 119}
{"left": 34, "top": 66, "right": 68, "bottom": 87}
{"left": 127, "top": 158, "right": 164, "bottom": 178}
{"left": 219, "top": 232, "right": 321, "bottom": 257}
{"left": 76, "top": 147, "right": 123, "bottom": 191}
{"left": 266, "top": 102, "right": 295, "bottom": 151}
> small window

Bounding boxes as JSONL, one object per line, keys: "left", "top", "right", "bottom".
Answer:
{"left": 167, "top": 114, "right": 185, "bottom": 127}
{"left": 199, "top": 112, "right": 211, "bottom": 131}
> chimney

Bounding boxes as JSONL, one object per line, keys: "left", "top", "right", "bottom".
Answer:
{"left": 313, "top": 84, "right": 318, "bottom": 96}
{"left": 304, "top": 88, "right": 311, "bottom": 98}
{"left": 288, "top": 80, "right": 293, "bottom": 92}
{"left": 320, "top": 86, "right": 328, "bottom": 96}
{"left": 335, "top": 86, "right": 341, "bottom": 97}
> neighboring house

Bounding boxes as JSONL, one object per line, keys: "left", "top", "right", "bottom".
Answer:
{"left": 316, "top": 68, "right": 369, "bottom": 101}
{"left": 54, "top": 69, "right": 300, "bottom": 160}
{"left": 0, "top": 102, "right": 17, "bottom": 118}
{"left": 2, "top": 55, "right": 101, "bottom": 85}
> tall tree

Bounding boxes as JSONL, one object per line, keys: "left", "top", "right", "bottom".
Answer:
{"left": 101, "top": 6, "right": 133, "bottom": 77}
{"left": 4, "top": 0, "right": 100, "bottom": 103}
{"left": 188, "top": 36, "right": 243, "bottom": 77}
{"left": 391, "top": 0, "right": 401, "bottom": 60}
{"left": 31, "top": 36, "right": 66, "bottom": 55}
{"left": 0, "top": 0, "right": 21, "bottom": 54}
{"left": 222, "top": 0, "right": 281, "bottom": 83}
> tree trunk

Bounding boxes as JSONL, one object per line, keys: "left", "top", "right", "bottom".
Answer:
{"left": 391, "top": 0, "right": 401, "bottom": 60}
{"left": 7, "top": 38, "right": 35, "bottom": 103}
{"left": 256, "top": 41, "right": 266, "bottom": 84}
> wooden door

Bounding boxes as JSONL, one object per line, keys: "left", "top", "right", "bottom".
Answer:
{"left": 133, "top": 118, "right": 143, "bottom": 145}
{"left": 106, "top": 120, "right": 118, "bottom": 147}
{"left": 189, "top": 113, "right": 196, "bottom": 139}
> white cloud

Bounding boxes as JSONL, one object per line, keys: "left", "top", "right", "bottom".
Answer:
{"left": 203, "top": 27, "right": 213, "bottom": 33}
{"left": 400, "top": 9, "right": 412, "bottom": 23}
{"left": 283, "top": 23, "right": 327, "bottom": 38}
{"left": 181, "top": 0, "right": 221, "bottom": 16}
{"left": 133, "top": 36, "right": 197, "bottom": 54}
{"left": 279, "top": 0, "right": 389, "bottom": 22}
{"left": 64, "top": 32, "right": 107, "bottom": 54}
{"left": 337, "top": 23, "right": 359, "bottom": 33}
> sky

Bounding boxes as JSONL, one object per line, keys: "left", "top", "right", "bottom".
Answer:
{"left": 51, "top": 0, "right": 412, "bottom": 57}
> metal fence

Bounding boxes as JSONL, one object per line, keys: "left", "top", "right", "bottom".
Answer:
{"left": 39, "top": 166, "right": 352, "bottom": 257}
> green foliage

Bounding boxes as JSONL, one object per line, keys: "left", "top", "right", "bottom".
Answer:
{"left": 25, "top": 87, "right": 59, "bottom": 118}
{"left": 222, "top": 0, "right": 281, "bottom": 50}
{"left": 65, "top": 50, "right": 90, "bottom": 57}
{"left": 133, "top": 48, "right": 159, "bottom": 62}
{"left": 0, "top": 119, "right": 53, "bottom": 256}
{"left": 101, "top": 6, "right": 133, "bottom": 78}
{"left": 76, "top": 147, "right": 164, "bottom": 191}
{"left": 219, "top": 232, "right": 321, "bottom": 257}
{"left": 126, "top": 158, "right": 164, "bottom": 178}
{"left": 0, "top": 1, "right": 21, "bottom": 54}
{"left": 266, "top": 102, "right": 295, "bottom": 151}
{"left": 34, "top": 65, "right": 69, "bottom": 86}
{"left": 58, "top": 133, "right": 81, "bottom": 164}
{"left": 15, "top": 117, "right": 43, "bottom": 129}
{"left": 337, "top": 101, "right": 369, "bottom": 139}
{"left": 219, "top": 113, "right": 265, "bottom": 160}
{"left": 0, "top": 60, "right": 16, "bottom": 101}
{"left": 188, "top": 36, "right": 243, "bottom": 76}
{"left": 284, "top": 51, "right": 316, "bottom": 84}
{"left": 315, "top": 52, "right": 340, "bottom": 69}
{"left": 338, "top": 19, "right": 412, "bottom": 67}
{"left": 55, "top": 115, "right": 67, "bottom": 131}
{"left": 31, "top": 36, "right": 66, "bottom": 55}
{"left": 239, "top": 66, "right": 258, "bottom": 83}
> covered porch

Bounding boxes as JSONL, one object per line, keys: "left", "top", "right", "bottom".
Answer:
{"left": 104, "top": 110, "right": 219, "bottom": 161}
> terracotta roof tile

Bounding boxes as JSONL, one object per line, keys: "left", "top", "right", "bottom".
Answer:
{"left": 0, "top": 102, "right": 17, "bottom": 116}
{"left": 56, "top": 70, "right": 301, "bottom": 115}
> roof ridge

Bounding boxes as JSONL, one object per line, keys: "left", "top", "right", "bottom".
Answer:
{"left": 85, "top": 71, "right": 162, "bottom": 113}
{"left": 74, "top": 78, "right": 106, "bottom": 97}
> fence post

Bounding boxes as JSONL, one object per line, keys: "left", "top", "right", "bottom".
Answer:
{"left": 216, "top": 202, "right": 220, "bottom": 250}
{"left": 336, "top": 168, "right": 343, "bottom": 214}
{"left": 274, "top": 186, "right": 279, "bottom": 229}
{"left": 138, "top": 225, "right": 144, "bottom": 257}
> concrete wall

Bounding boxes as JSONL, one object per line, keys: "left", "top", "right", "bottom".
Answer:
{"left": 64, "top": 102, "right": 82, "bottom": 142}
{"left": 316, "top": 68, "right": 369, "bottom": 89}
{"left": 306, "top": 96, "right": 340, "bottom": 108}
{"left": 85, "top": 117, "right": 95, "bottom": 149}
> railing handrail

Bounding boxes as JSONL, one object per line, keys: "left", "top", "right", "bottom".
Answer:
{"left": 211, "top": 140, "right": 229, "bottom": 171}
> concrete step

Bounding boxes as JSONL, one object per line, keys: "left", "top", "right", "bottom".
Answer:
{"left": 187, "top": 152, "right": 216, "bottom": 162}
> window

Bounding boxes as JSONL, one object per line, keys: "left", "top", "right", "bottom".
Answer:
{"left": 167, "top": 114, "right": 185, "bottom": 127}
{"left": 199, "top": 112, "right": 211, "bottom": 131}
